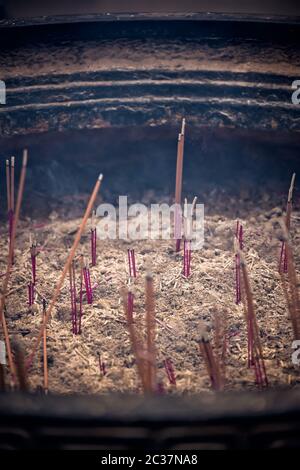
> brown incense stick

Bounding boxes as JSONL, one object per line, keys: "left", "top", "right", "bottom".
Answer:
{"left": 279, "top": 173, "right": 296, "bottom": 273}
{"left": 9, "top": 150, "right": 28, "bottom": 264}
{"left": 175, "top": 118, "right": 185, "bottom": 205}
{"left": 279, "top": 220, "right": 300, "bottom": 339}
{"left": 174, "top": 119, "right": 186, "bottom": 249}
{"left": 145, "top": 272, "right": 157, "bottom": 393}
{"left": 26, "top": 173, "right": 103, "bottom": 370}
{"left": 5, "top": 159, "right": 11, "bottom": 212}
{"left": 0, "top": 150, "right": 28, "bottom": 382}
{"left": 285, "top": 173, "right": 296, "bottom": 243}
{"left": 198, "top": 328, "right": 222, "bottom": 391}
{"left": 236, "top": 242, "right": 268, "bottom": 387}
{"left": 42, "top": 299, "right": 48, "bottom": 394}
{"left": 122, "top": 288, "right": 147, "bottom": 392}
{"left": 214, "top": 308, "right": 228, "bottom": 380}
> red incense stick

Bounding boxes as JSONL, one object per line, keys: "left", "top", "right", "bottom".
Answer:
{"left": 28, "top": 281, "right": 34, "bottom": 307}
{"left": 127, "top": 290, "right": 134, "bottom": 323}
{"left": 235, "top": 221, "right": 243, "bottom": 304}
{"left": 9, "top": 157, "right": 15, "bottom": 260}
{"left": 127, "top": 249, "right": 137, "bottom": 278}
{"left": 42, "top": 299, "right": 48, "bottom": 394}
{"left": 6, "top": 159, "right": 14, "bottom": 252}
{"left": 30, "top": 235, "right": 37, "bottom": 284}
{"left": 69, "top": 261, "right": 77, "bottom": 334}
{"left": 91, "top": 228, "right": 97, "bottom": 266}
{"left": 183, "top": 238, "right": 192, "bottom": 277}
{"left": 91, "top": 210, "right": 97, "bottom": 266}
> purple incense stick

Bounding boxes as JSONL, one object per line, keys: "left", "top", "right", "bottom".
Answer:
{"left": 69, "top": 262, "right": 77, "bottom": 334}
{"left": 183, "top": 239, "right": 191, "bottom": 277}
{"left": 77, "top": 264, "right": 84, "bottom": 334}
{"left": 30, "top": 243, "right": 37, "bottom": 284}
{"left": 28, "top": 281, "right": 34, "bottom": 307}
{"left": 235, "top": 221, "right": 243, "bottom": 304}
{"left": 83, "top": 264, "right": 93, "bottom": 304}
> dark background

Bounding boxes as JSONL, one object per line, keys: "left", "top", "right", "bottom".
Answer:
{"left": 0, "top": 1, "right": 299, "bottom": 18}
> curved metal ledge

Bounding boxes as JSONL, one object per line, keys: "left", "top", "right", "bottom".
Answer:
{"left": 0, "top": 17, "right": 299, "bottom": 137}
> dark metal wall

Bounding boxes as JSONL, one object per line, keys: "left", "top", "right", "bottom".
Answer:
{"left": 1, "top": 389, "right": 300, "bottom": 449}
{"left": 0, "top": 17, "right": 299, "bottom": 137}
{"left": 2, "top": 1, "right": 300, "bottom": 18}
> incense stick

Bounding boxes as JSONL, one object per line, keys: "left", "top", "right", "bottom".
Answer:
{"left": 122, "top": 288, "right": 147, "bottom": 392}
{"left": 174, "top": 118, "right": 185, "bottom": 252}
{"left": 127, "top": 289, "right": 134, "bottom": 323}
{"left": 0, "top": 150, "right": 28, "bottom": 382}
{"left": 98, "top": 352, "right": 107, "bottom": 376}
{"left": 30, "top": 236, "right": 37, "bottom": 284}
{"left": 26, "top": 173, "right": 103, "bottom": 370}
{"left": 10, "top": 156, "right": 15, "bottom": 212}
{"left": 164, "top": 357, "right": 176, "bottom": 386}
{"left": 9, "top": 157, "right": 15, "bottom": 257}
{"left": 235, "top": 221, "right": 243, "bottom": 304}
{"left": 42, "top": 299, "right": 48, "bottom": 394}
{"left": 214, "top": 308, "right": 228, "bottom": 380}
{"left": 69, "top": 260, "right": 78, "bottom": 333}
{"left": 83, "top": 259, "right": 93, "bottom": 304}
{"left": 279, "top": 173, "right": 296, "bottom": 273}
{"left": 91, "top": 210, "right": 97, "bottom": 266}
{"left": 5, "top": 159, "right": 11, "bottom": 212}
{"left": 198, "top": 328, "right": 222, "bottom": 391}
{"left": 6, "top": 159, "right": 13, "bottom": 249}
{"left": 127, "top": 249, "right": 137, "bottom": 278}
{"left": 145, "top": 272, "right": 157, "bottom": 393}
{"left": 236, "top": 242, "right": 268, "bottom": 387}
{"left": 183, "top": 238, "right": 192, "bottom": 277}
{"left": 279, "top": 219, "right": 300, "bottom": 339}
{"left": 28, "top": 281, "right": 35, "bottom": 308}
{"left": 78, "top": 255, "right": 84, "bottom": 334}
